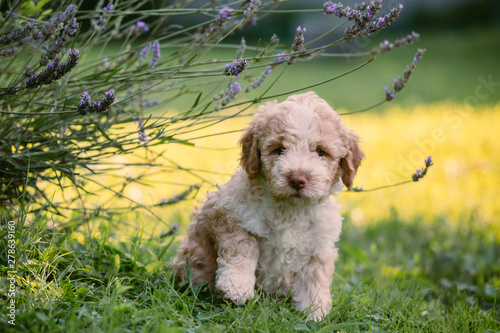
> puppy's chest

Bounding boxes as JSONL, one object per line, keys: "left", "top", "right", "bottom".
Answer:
{"left": 257, "top": 224, "right": 315, "bottom": 273}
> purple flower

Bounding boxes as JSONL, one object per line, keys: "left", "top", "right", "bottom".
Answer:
{"left": 214, "top": 80, "right": 241, "bottom": 110}
{"left": 151, "top": 40, "right": 161, "bottom": 67}
{"left": 136, "top": 21, "right": 149, "bottom": 32}
{"left": 383, "top": 49, "right": 426, "bottom": 102}
{"left": 292, "top": 26, "right": 306, "bottom": 52}
{"left": 384, "top": 86, "right": 395, "bottom": 101}
{"left": 324, "top": 2, "right": 341, "bottom": 16}
{"left": 246, "top": 65, "right": 272, "bottom": 92}
{"left": 393, "top": 77, "right": 404, "bottom": 92}
{"left": 105, "top": 88, "right": 115, "bottom": 97}
{"left": 375, "top": 17, "right": 385, "bottom": 29}
{"left": 244, "top": 0, "right": 261, "bottom": 18}
{"left": 412, "top": 156, "right": 433, "bottom": 182}
{"left": 138, "top": 44, "right": 150, "bottom": 65}
{"left": 26, "top": 47, "right": 79, "bottom": 89}
{"left": 173, "top": 222, "right": 179, "bottom": 232}
{"left": 275, "top": 52, "right": 287, "bottom": 63}
{"left": 223, "top": 59, "right": 248, "bottom": 77}
{"left": 425, "top": 156, "right": 433, "bottom": 167}
{"left": 79, "top": 92, "right": 91, "bottom": 107}
{"left": 77, "top": 88, "right": 117, "bottom": 115}
{"left": 219, "top": 7, "right": 234, "bottom": 20}
{"left": 95, "top": 2, "right": 113, "bottom": 30}
{"left": 135, "top": 117, "right": 148, "bottom": 143}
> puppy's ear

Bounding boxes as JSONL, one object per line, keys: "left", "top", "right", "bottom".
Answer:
{"left": 340, "top": 130, "right": 365, "bottom": 190}
{"left": 239, "top": 122, "right": 261, "bottom": 179}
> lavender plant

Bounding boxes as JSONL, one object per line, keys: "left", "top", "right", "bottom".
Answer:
{"left": 0, "top": 0, "right": 429, "bottom": 222}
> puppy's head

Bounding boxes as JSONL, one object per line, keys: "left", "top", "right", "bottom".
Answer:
{"left": 240, "top": 92, "right": 364, "bottom": 202}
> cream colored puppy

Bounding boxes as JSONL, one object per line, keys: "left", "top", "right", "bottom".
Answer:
{"left": 173, "top": 92, "right": 364, "bottom": 320}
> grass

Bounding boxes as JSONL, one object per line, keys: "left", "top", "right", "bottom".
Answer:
{"left": 1, "top": 197, "right": 498, "bottom": 332}
{"left": 1, "top": 2, "right": 499, "bottom": 330}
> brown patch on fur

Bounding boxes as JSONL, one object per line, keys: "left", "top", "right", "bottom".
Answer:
{"left": 172, "top": 198, "right": 219, "bottom": 287}
{"left": 239, "top": 122, "right": 261, "bottom": 179}
{"left": 340, "top": 130, "right": 365, "bottom": 190}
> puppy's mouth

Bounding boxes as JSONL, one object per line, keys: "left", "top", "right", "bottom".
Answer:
{"left": 281, "top": 181, "right": 318, "bottom": 202}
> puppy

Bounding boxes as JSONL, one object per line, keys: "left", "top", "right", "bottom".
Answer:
{"left": 172, "top": 92, "right": 364, "bottom": 320}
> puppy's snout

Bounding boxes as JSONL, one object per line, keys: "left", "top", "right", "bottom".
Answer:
{"left": 288, "top": 174, "right": 308, "bottom": 191}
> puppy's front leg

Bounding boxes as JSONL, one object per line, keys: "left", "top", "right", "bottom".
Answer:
{"left": 293, "top": 249, "right": 338, "bottom": 321}
{"left": 215, "top": 220, "right": 259, "bottom": 304}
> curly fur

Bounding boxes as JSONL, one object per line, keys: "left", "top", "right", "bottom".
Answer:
{"left": 172, "top": 92, "right": 364, "bottom": 320}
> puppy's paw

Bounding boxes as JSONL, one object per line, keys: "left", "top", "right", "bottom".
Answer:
{"left": 216, "top": 272, "right": 255, "bottom": 304}
{"left": 306, "top": 306, "right": 329, "bottom": 321}
{"left": 295, "top": 293, "right": 332, "bottom": 322}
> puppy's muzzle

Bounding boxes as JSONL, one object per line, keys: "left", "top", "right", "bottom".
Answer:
{"left": 288, "top": 174, "right": 308, "bottom": 191}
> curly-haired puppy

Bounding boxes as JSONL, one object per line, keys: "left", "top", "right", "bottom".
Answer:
{"left": 173, "top": 92, "right": 364, "bottom": 320}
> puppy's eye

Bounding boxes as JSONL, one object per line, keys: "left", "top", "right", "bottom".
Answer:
{"left": 316, "top": 148, "right": 325, "bottom": 156}
{"left": 274, "top": 147, "right": 285, "bottom": 155}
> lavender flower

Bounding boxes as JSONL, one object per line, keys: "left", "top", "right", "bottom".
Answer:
{"left": 223, "top": 59, "right": 248, "bottom": 77}
{"left": 151, "top": 40, "right": 161, "bottom": 67}
{"left": 79, "top": 92, "right": 92, "bottom": 109}
{"left": 25, "top": 48, "right": 79, "bottom": 88}
{"left": 136, "top": 21, "right": 149, "bottom": 32}
{"left": 292, "top": 26, "right": 306, "bottom": 52}
{"left": 218, "top": 7, "right": 234, "bottom": 21}
{"left": 0, "top": 20, "right": 37, "bottom": 47}
{"left": 355, "top": 3, "right": 403, "bottom": 38}
{"left": 138, "top": 44, "right": 150, "bottom": 65}
{"left": 161, "top": 222, "right": 180, "bottom": 237}
{"left": 424, "top": 156, "right": 433, "bottom": 168}
{"left": 33, "top": 4, "right": 77, "bottom": 39}
{"left": 243, "top": 0, "right": 261, "bottom": 26}
{"left": 236, "top": 37, "right": 246, "bottom": 59}
{"left": 94, "top": 2, "right": 114, "bottom": 30}
{"left": 77, "top": 88, "right": 117, "bottom": 115}
{"left": 275, "top": 52, "right": 288, "bottom": 64}
{"left": 135, "top": 117, "right": 148, "bottom": 143}
{"left": 196, "top": 6, "right": 234, "bottom": 44}
{"left": 44, "top": 17, "right": 80, "bottom": 60}
{"left": 0, "top": 47, "right": 16, "bottom": 57}
{"left": 384, "top": 48, "right": 426, "bottom": 102}
{"left": 113, "top": 21, "right": 150, "bottom": 38}
{"left": 271, "top": 34, "right": 280, "bottom": 44}
{"left": 371, "top": 31, "right": 420, "bottom": 54}
{"left": 285, "top": 26, "right": 307, "bottom": 64}
{"left": 214, "top": 80, "right": 242, "bottom": 110}
{"left": 6, "top": 8, "right": 19, "bottom": 15}
{"left": 244, "top": 0, "right": 261, "bottom": 17}
{"left": 324, "top": 1, "right": 402, "bottom": 40}
{"left": 246, "top": 65, "right": 272, "bottom": 92}
{"left": 412, "top": 156, "right": 433, "bottom": 182}
{"left": 384, "top": 85, "right": 395, "bottom": 101}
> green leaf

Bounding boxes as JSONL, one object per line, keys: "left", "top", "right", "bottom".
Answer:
{"left": 145, "top": 261, "right": 165, "bottom": 274}
{"left": 150, "top": 136, "right": 194, "bottom": 146}
{"left": 19, "top": 0, "right": 51, "bottom": 15}
{"left": 190, "top": 92, "right": 203, "bottom": 110}
{"left": 294, "top": 324, "right": 311, "bottom": 331}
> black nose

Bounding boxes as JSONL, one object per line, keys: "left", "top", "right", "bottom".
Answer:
{"left": 288, "top": 174, "right": 307, "bottom": 191}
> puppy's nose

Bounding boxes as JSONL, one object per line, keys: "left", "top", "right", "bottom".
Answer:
{"left": 288, "top": 174, "right": 307, "bottom": 191}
